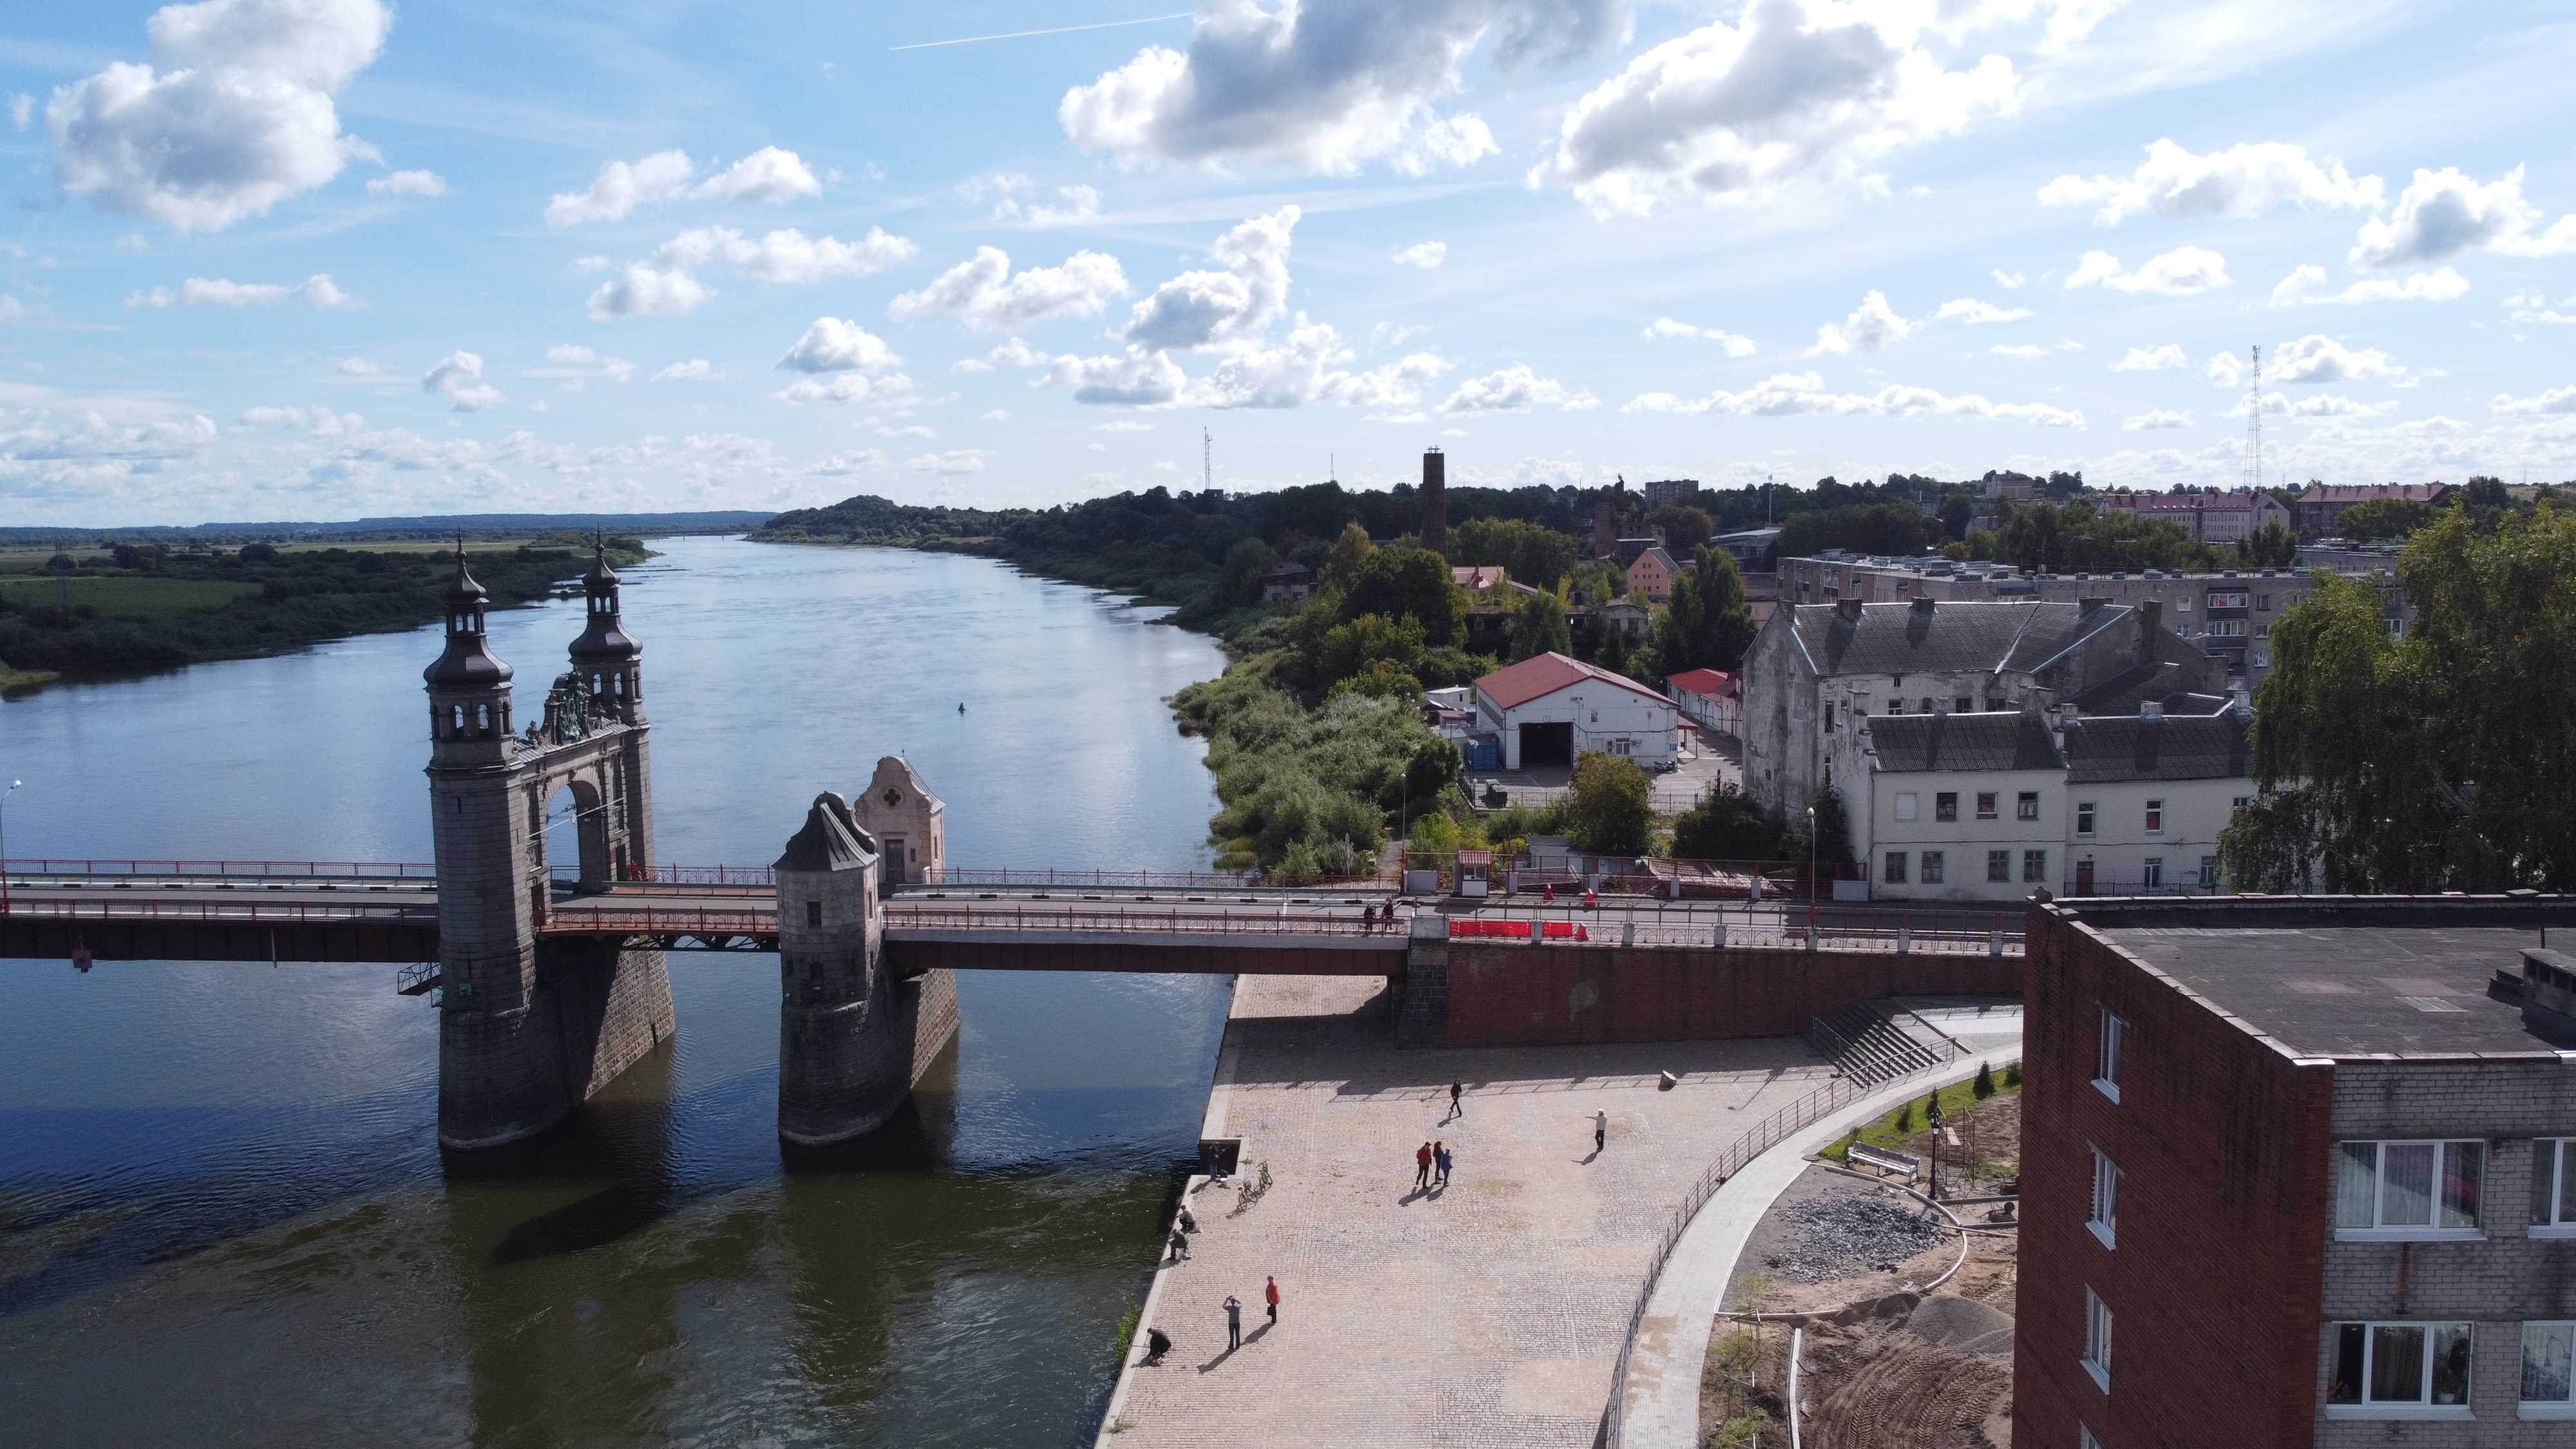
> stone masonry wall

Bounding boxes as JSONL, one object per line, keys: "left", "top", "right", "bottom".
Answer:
{"left": 1441, "top": 943, "right": 2022, "bottom": 1047}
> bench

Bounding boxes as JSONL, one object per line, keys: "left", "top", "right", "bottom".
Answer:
{"left": 1847, "top": 1142, "right": 1921, "bottom": 1182}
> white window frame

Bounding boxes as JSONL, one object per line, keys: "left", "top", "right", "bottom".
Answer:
{"left": 1920, "top": 850, "right": 1945, "bottom": 884}
{"left": 2334, "top": 1140, "right": 2486, "bottom": 1242}
{"left": 1894, "top": 791, "right": 1920, "bottom": 822}
{"left": 2017, "top": 790, "right": 2041, "bottom": 821}
{"left": 2088, "top": 1147, "right": 2119, "bottom": 1249}
{"left": 2327, "top": 1320, "right": 2475, "bottom": 1419}
{"left": 2144, "top": 799, "right": 2163, "bottom": 833}
{"left": 2076, "top": 800, "right": 2096, "bottom": 837}
{"left": 2082, "top": 1287, "right": 2112, "bottom": 1392}
{"left": 2142, "top": 857, "right": 2164, "bottom": 889}
{"left": 1884, "top": 850, "right": 1909, "bottom": 886}
{"left": 2534, "top": 1139, "right": 2576, "bottom": 1239}
{"left": 2524, "top": 1321, "right": 2576, "bottom": 1419}
{"left": 2094, "top": 1009, "right": 2124, "bottom": 1103}
{"left": 2023, "top": 848, "right": 2048, "bottom": 883}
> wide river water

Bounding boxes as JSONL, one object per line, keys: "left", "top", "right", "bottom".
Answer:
{"left": 0, "top": 536, "right": 1236, "bottom": 1446}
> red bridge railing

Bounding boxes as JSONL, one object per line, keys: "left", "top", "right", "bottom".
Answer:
{"left": 1, "top": 858, "right": 435, "bottom": 878}
{"left": 540, "top": 906, "right": 778, "bottom": 936}
{"left": 885, "top": 905, "right": 1404, "bottom": 938}
{"left": 1, "top": 898, "right": 437, "bottom": 924}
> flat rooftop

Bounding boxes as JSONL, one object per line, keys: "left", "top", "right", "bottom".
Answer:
{"left": 2062, "top": 898, "right": 2575, "bottom": 1058}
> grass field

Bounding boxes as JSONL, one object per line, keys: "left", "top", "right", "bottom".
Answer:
{"left": 1823, "top": 1065, "right": 2022, "bottom": 1164}
{"left": 0, "top": 576, "right": 262, "bottom": 617}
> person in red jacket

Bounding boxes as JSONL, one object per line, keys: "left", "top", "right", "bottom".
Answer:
{"left": 1414, "top": 1140, "right": 1434, "bottom": 1189}
{"left": 1265, "top": 1275, "right": 1281, "bottom": 1325}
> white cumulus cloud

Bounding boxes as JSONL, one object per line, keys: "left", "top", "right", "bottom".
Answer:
{"left": 1621, "top": 370, "right": 2083, "bottom": 426}
{"left": 2269, "top": 334, "right": 2403, "bottom": 386}
{"left": 1059, "top": 0, "right": 1611, "bottom": 177}
{"left": 1438, "top": 364, "right": 1597, "bottom": 414}
{"left": 652, "top": 359, "right": 711, "bottom": 382}
{"left": 889, "top": 246, "right": 1130, "bottom": 330}
{"left": 421, "top": 350, "right": 500, "bottom": 411}
{"left": 2350, "top": 166, "right": 2576, "bottom": 267}
{"left": 586, "top": 262, "right": 711, "bottom": 319}
{"left": 128, "top": 272, "right": 355, "bottom": 308}
{"left": 1124, "top": 206, "right": 1299, "bottom": 352}
{"left": 1643, "top": 317, "right": 1757, "bottom": 355}
{"left": 2039, "top": 140, "right": 2381, "bottom": 225}
{"left": 2112, "top": 344, "right": 2188, "bottom": 372}
{"left": 1392, "top": 240, "right": 1447, "bottom": 269}
{"left": 48, "top": 0, "right": 393, "bottom": 232}
{"left": 1041, "top": 349, "right": 1190, "bottom": 407}
{"left": 366, "top": 167, "right": 445, "bottom": 197}
{"left": 1933, "top": 298, "right": 2032, "bottom": 325}
{"left": 544, "top": 146, "right": 820, "bottom": 226}
{"left": 694, "top": 146, "right": 820, "bottom": 204}
{"left": 954, "top": 337, "right": 1052, "bottom": 373}
{"left": 1534, "top": 0, "right": 2027, "bottom": 216}
{"left": 778, "top": 317, "right": 900, "bottom": 375}
{"left": 1808, "top": 290, "right": 1912, "bottom": 355}
{"left": 2064, "top": 246, "right": 2228, "bottom": 295}
{"left": 2492, "top": 385, "right": 2576, "bottom": 417}
{"left": 2121, "top": 410, "right": 2191, "bottom": 430}
{"left": 2270, "top": 263, "right": 2468, "bottom": 307}
{"left": 905, "top": 449, "right": 988, "bottom": 475}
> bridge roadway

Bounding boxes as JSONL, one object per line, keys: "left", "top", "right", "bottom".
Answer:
{"left": 0, "top": 866, "right": 2022, "bottom": 971}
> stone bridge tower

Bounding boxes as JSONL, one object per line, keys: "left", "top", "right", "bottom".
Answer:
{"left": 776, "top": 790, "right": 958, "bottom": 1144}
{"left": 425, "top": 546, "right": 673, "bottom": 1150}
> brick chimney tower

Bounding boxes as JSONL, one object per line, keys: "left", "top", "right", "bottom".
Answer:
{"left": 1420, "top": 448, "right": 1447, "bottom": 555}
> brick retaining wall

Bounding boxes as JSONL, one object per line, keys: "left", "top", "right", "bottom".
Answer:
{"left": 1441, "top": 945, "right": 2022, "bottom": 1046}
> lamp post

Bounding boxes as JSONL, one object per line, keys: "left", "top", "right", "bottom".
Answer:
{"left": 1806, "top": 803, "right": 1818, "bottom": 945}
{"left": 0, "top": 779, "right": 19, "bottom": 917}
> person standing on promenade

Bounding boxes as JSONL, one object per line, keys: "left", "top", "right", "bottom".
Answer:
{"left": 1434, "top": 1141, "right": 1452, "bottom": 1186}
{"left": 1414, "top": 1140, "right": 1434, "bottom": 1189}
{"left": 1593, "top": 1108, "right": 1607, "bottom": 1153}
{"left": 1224, "top": 1294, "right": 1243, "bottom": 1350}
{"left": 1265, "top": 1276, "right": 1280, "bottom": 1325}
{"left": 1449, "top": 1079, "right": 1463, "bottom": 1119}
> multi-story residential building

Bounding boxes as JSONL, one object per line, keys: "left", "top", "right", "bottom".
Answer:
{"left": 2099, "top": 489, "right": 2295, "bottom": 544}
{"left": 1739, "top": 596, "right": 2226, "bottom": 820}
{"left": 2295, "top": 482, "right": 2455, "bottom": 539}
{"left": 1627, "top": 546, "right": 1679, "bottom": 602}
{"left": 1642, "top": 477, "right": 1700, "bottom": 509}
{"left": 1836, "top": 705, "right": 2248, "bottom": 902}
{"left": 2016, "top": 894, "right": 2576, "bottom": 1448}
{"left": 1773, "top": 553, "right": 2402, "bottom": 687}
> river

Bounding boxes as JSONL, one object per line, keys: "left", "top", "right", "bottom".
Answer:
{"left": 0, "top": 536, "right": 1235, "bottom": 1447}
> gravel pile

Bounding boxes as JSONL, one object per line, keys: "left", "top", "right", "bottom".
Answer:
{"left": 1756, "top": 1194, "right": 1949, "bottom": 1283}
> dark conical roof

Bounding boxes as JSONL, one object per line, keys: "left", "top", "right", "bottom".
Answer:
{"left": 426, "top": 545, "right": 511, "bottom": 689}
{"left": 583, "top": 544, "right": 620, "bottom": 591}
{"left": 444, "top": 546, "right": 489, "bottom": 605}
{"left": 570, "top": 543, "right": 641, "bottom": 665}
{"left": 775, "top": 792, "right": 875, "bottom": 873}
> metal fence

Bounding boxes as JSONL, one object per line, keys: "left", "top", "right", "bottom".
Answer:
{"left": 1, "top": 897, "right": 437, "bottom": 924}
{"left": 1, "top": 857, "right": 435, "bottom": 878}
{"left": 1435, "top": 903, "right": 2022, "bottom": 956}
{"left": 540, "top": 905, "right": 777, "bottom": 936}
{"left": 925, "top": 866, "right": 1388, "bottom": 891}
{"left": 884, "top": 905, "right": 1406, "bottom": 939}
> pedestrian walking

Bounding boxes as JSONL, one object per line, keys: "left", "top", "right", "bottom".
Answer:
{"left": 1265, "top": 1275, "right": 1280, "bottom": 1325}
{"left": 1168, "top": 1226, "right": 1191, "bottom": 1262}
{"left": 1593, "top": 1108, "right": 1608, "bottom": 1153}
{"left": 1415, "top": 1140, "right": 1434, "bottom": 1189}
{"left": 1224, "top": 1294, "right": 1243, "bottom": 1349}
{"left": 1434, "top": 1141, "right": 1452, "bottom": 1186}
{"left": 1449, "top": 1079, "right": 1463, "bottom": 1118}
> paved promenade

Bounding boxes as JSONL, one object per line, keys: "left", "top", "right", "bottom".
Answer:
{"left": 1097, "top": 974, "right": 1834, "bottom": 1448}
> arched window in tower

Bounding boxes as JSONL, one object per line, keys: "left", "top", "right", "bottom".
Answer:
{"left": 477, "top": 703, "right": 491, "bottom": 734}
{"left": 612, "top": 674, "right": 625, "bottom": 696}
{"left": 451, "top": 704, "right": 466, "bottom": 737}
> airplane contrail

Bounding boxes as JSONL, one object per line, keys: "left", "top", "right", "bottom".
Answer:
{"left": 890, "top": 12, "right": 1193, "bottom": 52}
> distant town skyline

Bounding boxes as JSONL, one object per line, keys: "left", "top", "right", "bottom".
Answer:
{"left": 3, "top": 0, "right": 2573, "bottom": 526}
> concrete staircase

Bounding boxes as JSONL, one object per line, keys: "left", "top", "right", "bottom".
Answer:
{"left": 1807, "top": 1000, "right": 1953, "bottom": 1086}
{"left": 1395, "top": 918, "right": 1448, "bottom": 1046}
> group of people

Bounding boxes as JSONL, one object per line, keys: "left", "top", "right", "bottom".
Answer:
{"left": 1359, "top": 900, "right": 1401, "bottom": 932}
{"left": 1140, "top": 1276, "right": 1280, "bottom": 1365}
{"left": 1411, "top": 1139, "right": 1454, "bottom": 1191}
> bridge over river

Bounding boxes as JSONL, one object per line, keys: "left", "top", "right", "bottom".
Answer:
{"left": 0, "top": 548, "right": 2021, "bottom": 1152}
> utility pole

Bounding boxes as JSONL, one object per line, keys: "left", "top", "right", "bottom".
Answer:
{"left": 1203, "top": 428, "right": 1213, "bottom": 493}
{"left": 2243, "top": 345, "right": 2264, "bottom": 494}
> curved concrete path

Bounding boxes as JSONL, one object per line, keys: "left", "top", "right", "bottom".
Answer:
{"left": 1615, "top": 1007, "right": 2023, "bottom": 1449}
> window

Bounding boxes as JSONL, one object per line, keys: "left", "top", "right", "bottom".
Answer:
{"left": 1988, "top": 849, "right": 2011, "bottom": 882}
{"left": 2526, "top": 1322, "right": 2576, "bottom": 1417}
{"left": 2256, "top": 593, "right": 2273, "bottom": 611}
{"left": 2023, "top": 849, "right": 2048, "bottom": 883}
{"left": 2089, "top": 1148, "right": 2120, "bottom": 1248}
{"left": 1976, "top": 791, "right": 1999, "bottom": 820}
{"left": 475, "top": 703, "right": 490, "bottom": 733}
{"left": 1918, "top": 850, "right": 1944, "bottom": 884}
{"left": 2076, "top": 801, "right": 2096, "bottom": 837}
{"left": 2174, "top": 595, "right": 2192, "bottom": 612}
{"left": 2018, "top": 791, "right": 2041, "bottom": 821}
{"left": 2208, "top": 589, "right": 2249, "bottom": 609}
{"left": 1985, "top": 696, "right": 2005, "bottom": 711}
{"left": 2198, "top": 855, "right": 2219, "bottom": 889}
{"left": 1886, "top": 697, "right": 1903, "bottom": 714}
{"left": 1919, "top": 697, "right": 1934, "bottom": 715}
{"left": 1826, "top": 703, "right": 1836, "bottom": 732}
{"left": 2082, "top": 1288, "right": 2112, "bottom": 1390}
{"left": 805, "top": 900, "right": 822, "bottom": 928}
{"left": 2255, "top": 623, "right": 2269, "bottom": 639}
{"left": 2096, "top": 1009, "right": 2125, "bottom": 1100}
{"left": 2328, "top": 1322, "right": 2473, "bottom": 1417}
{"left": 2533, "top": 1139, "right": 2576, "bottom": 1236}
{"left": 1895, "top": 791, "right": 1920, "bottom": 822}
{"left": 1953, "top": 696, "right": 1973, "bottom": 714}
{"left": 2232, "top": 795, "right": 2253, "bottom": 810}
{"left": 2335, "top": 1141, "right": 2485, "bottom": 1239}
{"left": 1884, "top": 851, "right": 1909, "bottom": 885}
{"left": 1936, "top": 791, "right": 1959, "bottom": 822}
{"left": 2144, "top": 799, "right": 2163, "bottom": 833}
{"left": 2141, "top": 857, "right": 2163, "bottom": 889}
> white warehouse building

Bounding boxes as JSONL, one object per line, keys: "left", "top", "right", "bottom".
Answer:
{"left": 1471, "top": 652, "right": 1679, "bottom": 771}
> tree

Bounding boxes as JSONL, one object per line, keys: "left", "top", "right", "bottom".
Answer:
{"left": 1320, "top": 520, "right": 1374, "bottom": 591}
{"left": 2235, "top": 518, "right": 2298, "bottom": 568}
{"left": 1645, "top": 503, "right": 1712, "bottom": 554}
{"left": 2463, "top": 475, "right": 2511, "bottom": 509}
{"left": 1653, "top": 553, "right": 1756, "bottom": 676}
{"left": 1344, "top": 547, "right": 1466, "bottom": 646}
{"left": 1566, "top": 753, "right": 1654, "bottom": 855}
{"left": 1671, "top": 784, "right": 1780, "bottom": 860}
{"left": 1768, "top": 502, "right": 1931, "bottom": 562}
{"left": 1973, "top": 1061, "right": 1996, "bottom": 1099}
{"left": 1307, "top": 611, "right": 1427, "bottom": 690}
{"left": 1450, "top": 516, "right": 1577, "bottom": 589}
{"left": 1977, "top": 500, "right": 2219, "bottom": 574}
{"left": 2221, "top": 503, "right": 2576, "bottom": 892}
{"left": 1218, "top": 536, "right": 1278, "bottom": 607}
{"left": 2336, "top": 496, "right": 2435, "bottom": 541}
{"left": 1511, "top": 589, "right": 1571, "bottom": 661}
{"left": 1780, "top": 782, "right": 1855, "bottom": 867}
{"left": 1939, "top": 493, "right": 1974, "bottom": 540}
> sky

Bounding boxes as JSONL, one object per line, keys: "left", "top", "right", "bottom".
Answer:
{"left": 2, "top": 0, "right": 2574, "bottom": 526}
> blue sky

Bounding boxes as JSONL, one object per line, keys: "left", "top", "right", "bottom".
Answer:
{"left": 3, "top": 0, "right": 2573, "bottom": 526}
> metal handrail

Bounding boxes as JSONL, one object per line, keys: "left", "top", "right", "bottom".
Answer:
{"left": 884, "top": 905, "right": 1409, "bottom": 940}
{"left": 0, "top": 857, "right": 435, "bottom": 878}
{"left": 540, "top": 907, "right": 777, "bottom": 936}
{"left": 0, "top": 898, "right": 437, "bottom": 923}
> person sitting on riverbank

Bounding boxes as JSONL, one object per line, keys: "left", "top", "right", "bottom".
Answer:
{"left": 1143, "top": 1327, "right": 1172, "bottom": 1365}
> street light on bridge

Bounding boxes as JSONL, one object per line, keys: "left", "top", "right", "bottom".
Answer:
{"left": 1, "top": 778, "right": 19, "bottom": 916}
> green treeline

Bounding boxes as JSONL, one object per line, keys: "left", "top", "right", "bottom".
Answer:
{"left": 0, "top": 541, "right": 643, "bottom": 687}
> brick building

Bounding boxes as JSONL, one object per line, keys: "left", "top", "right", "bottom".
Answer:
{"left": 2099, "top": 489, "right": 2293, "bottom": 544}
{"left": 2015, "top": 895, "right": 2576, "bottom": 1448}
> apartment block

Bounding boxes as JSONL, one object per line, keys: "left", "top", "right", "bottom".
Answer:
{"left": 2016, "top": 895, "right": 2576, "bottom": 1448}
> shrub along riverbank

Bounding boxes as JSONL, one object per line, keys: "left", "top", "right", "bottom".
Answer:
{"left": 0, "top": 540, "right": 644, "bottom": 692}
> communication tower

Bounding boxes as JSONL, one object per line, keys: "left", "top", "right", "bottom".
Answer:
{"left": 2243, "top": 345, "right": 2264, "bottom": 493}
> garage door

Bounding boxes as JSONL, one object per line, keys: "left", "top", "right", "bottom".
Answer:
{"left": 1519, "top": 721, "right": 1573, "bottom": 768}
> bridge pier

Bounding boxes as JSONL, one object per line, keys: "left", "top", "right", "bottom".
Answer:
{"left": 775, "top": 791, "right": 960, "bottom": 1145}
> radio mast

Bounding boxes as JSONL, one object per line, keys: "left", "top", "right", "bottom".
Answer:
{"left": 1202, "top": 428, "right": 1212, "bottom": 493}
{"left": 2243, "top": 345, "right": 2264, "bottom": 493}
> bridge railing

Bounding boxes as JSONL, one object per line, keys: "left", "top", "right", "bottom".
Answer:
{"left": 925, "top": 866, "right": 1388, "bottom": 891}
{"left": 885, "top": 905, "right": 1405, "bottom": 938}
{"left": 1432, "top": 904, "right": 2021, "bottom": 955}
{"left": 540, "top": 905, "right": 778, "bottom": 936}
{"left": 552, "top": 864, "right": 780, "bottom": 887}
{"left": 1, "top": 857, "right": 435, "bottom": 879}
{"left": 1, "top": 897, "right": 438, "bottom": 923}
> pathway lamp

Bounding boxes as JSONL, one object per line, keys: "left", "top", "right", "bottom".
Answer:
{"left": 0, "top": 778, "right": 17, "bottom": 916}
{"left": 1926, "top": 1093, "right": 1944, "bottom": 1200}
